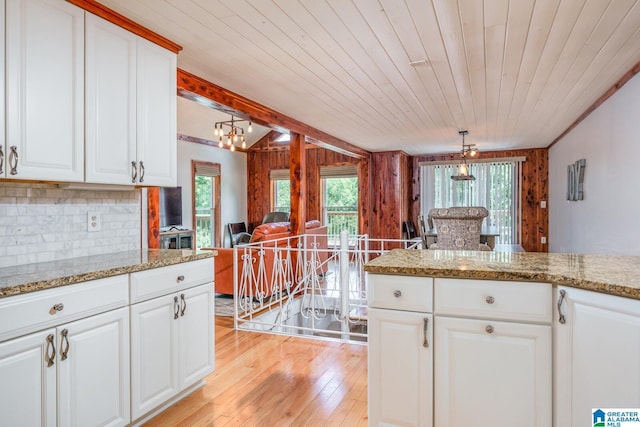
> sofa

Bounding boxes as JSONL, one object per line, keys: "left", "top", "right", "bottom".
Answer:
{"left": 207, "top": 220, "right": 328, "bottom": 297}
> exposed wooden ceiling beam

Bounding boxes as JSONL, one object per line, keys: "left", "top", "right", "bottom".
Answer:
{"left": 177, "top": 69, "right": 370, "bottom": 159}
{"left": 67, "top": 0, "right": 182, "bottom": 53}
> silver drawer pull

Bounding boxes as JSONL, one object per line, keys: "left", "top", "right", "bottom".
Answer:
{"left": 60, "top": 329, "right": 70, "bottom": 361}
{"left": 45, "top": 334, "right": 55, "bottom": 367}
{"left": 177, "top": 275, "right": 185, "bottom": 283}
{"left": 485, "top": 296, "right": 495, "bottom": 304}
{"left": 557, "top": 289, "right": 566, "bottom": 324}
{"left": 485, "top": 325, "right": 494, "bottom": 334}
{"left": 423, "top": 318, "right": 429, "bottom": 348}
{"left": 393, "top": 290, "right": 401, "bottom": 298}
{"left": 49, "top": 303, "right": 64, "bottom": 315}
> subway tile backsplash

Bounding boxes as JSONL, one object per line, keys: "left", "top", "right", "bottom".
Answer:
{"left": 0, "top": 183, "right": 140, "bottom": 268}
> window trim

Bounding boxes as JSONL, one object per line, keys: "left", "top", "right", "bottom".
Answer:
{"left": 191, "top": 160, "right": 221, "bottom": 248}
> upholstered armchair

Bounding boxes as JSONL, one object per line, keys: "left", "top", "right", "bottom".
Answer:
{"left": 428, "top": 207, "right": 492, "bottom": 251}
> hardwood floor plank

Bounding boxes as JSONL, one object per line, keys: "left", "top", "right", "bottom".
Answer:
{"left": 143, "top": 316, "right": 368, "bottom": 426}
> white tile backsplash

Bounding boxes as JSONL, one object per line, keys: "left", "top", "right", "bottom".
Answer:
{"left": 0, "top": 183, "right": 141, "bottom": 268}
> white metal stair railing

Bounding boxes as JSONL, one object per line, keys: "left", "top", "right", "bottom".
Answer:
{"left": 230, "top": 231, "right": 420, "bottom": 343}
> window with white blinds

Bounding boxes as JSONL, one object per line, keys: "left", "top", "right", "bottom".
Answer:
{"left": 419, "top": 158, "right": 524, "bottom": 245}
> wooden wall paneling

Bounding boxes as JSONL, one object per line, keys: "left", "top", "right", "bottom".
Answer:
{"left": 306, "top": 151, "right": 320, "bottom": 223}
{"left": 358, "top": 157, "right": 371, "bottom": 236}
{"left": 410, "top": 148, "right": 549, "bottom": 252}
{"left": 370, "top": 151, "right": 405, "bottom": 250}
{"left": 147, "top": 187, "right": 160, "bottom": 249}
{"left": 289, "top": 132, "right": 306, "bottom": 235}
{"left": 246, "top": 146, "right": 370, "bottom": 237}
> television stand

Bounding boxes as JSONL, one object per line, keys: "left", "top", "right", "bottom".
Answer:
{"left": 159, "top": 229, "right": 194, "bottom": 249}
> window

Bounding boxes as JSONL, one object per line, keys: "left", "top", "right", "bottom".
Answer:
{"left": 270, "top": 169, "right": 290, "bottom": 212}
{"left": 321, "top": 165, "right": 358, "bottom": 236}
{"left": 420, "top": 159, "right": 523, "bottom": 244}
{"left": 192, "top": 161, "right": 221, "bottom": 249}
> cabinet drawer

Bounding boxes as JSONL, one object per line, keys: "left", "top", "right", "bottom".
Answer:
{"left": 368, "top": 274, "right": 433, "bottom": 312}
{"left": 130, "top": 259, "right": 213, "bottom": 303}
{"left": 0, "top": 275, "right": 129, "bottom": 342}
{"left": 434, "top": 278, "right": 552, "bottom": 323}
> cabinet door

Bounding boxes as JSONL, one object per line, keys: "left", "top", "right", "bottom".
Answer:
{"left": 85, "top": 13, "right": 137, "bottom": 185}
{"left": 6, "top": 0, "right": 84, "bottom": 181}
{"left": 434, "top": 316, "right": 551, "bottom": 427}
{"left": 555, "top": 287, "right": 640, "bottom": 427}
{"left": 0, "top": 329, "right": 56, "bottom": 427}
{"left": 57, "top": 307, "right": 130, "bottom": 427}
{"left": 179, "top": 283, "right": 214, "bottom": 388}
{"left": 136, "top": 37, "right": 177, "bottom": 187}
{"left": 368, "top": 308, "right": 432, "bottom": 427}
{"left": 131, "top": 293, "right": 180, "bottom": 421}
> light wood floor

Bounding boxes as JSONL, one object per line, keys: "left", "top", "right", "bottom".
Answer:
{"left": 143, "top": 316, "right": 368, "bottom": 426}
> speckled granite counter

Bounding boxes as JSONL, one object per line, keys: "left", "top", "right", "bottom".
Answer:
{"left": 364, "top": 249, "right": 640, "bottom": 300}
{"left": 0, "top": 249, "right": 216, "bottom": 298}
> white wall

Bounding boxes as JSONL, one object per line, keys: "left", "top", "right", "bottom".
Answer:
{"left": 176, "top": 140, "right": 247, "bottom": 247}
{"left": 177, "top": 97, "right": 248, "bottom": 247}
{"left": 549, "top": 73, "right": 640, "bottom": 255}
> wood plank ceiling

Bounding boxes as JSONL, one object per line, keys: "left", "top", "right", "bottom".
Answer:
{"left": 101, "top": 0, "right": 640, "bottom": 155}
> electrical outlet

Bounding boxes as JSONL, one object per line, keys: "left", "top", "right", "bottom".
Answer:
{"left": 541, "top": 236, "right": 547, "bottom": 244}
{"left": 88, "top": 212, "right": 101, "bottom": 232}
{"left": 540, "top": 200, "right": 546, "bottom": 209}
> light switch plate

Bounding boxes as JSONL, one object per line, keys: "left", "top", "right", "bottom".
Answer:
{"left": 540, "top": 200, "right": 547, "bottom": 208}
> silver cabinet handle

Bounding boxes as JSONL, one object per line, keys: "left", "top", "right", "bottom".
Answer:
{"left": 180, "top": 293, "right": 186, "bottom": 316}
{"left": 174, "top": 296, "right": 180, "bottom": 320}
{"left": 485, "top": 325, "right": 494, "bottom": 334}
{"left": 9, "top": 146, "right": 18, "bottom": 175}
{"left": 131, "top": 161, "right": 138, "bottom": 183}
{"left": 557, "top": 289, "right": 566, "bottom": 324}
{"left": 423, "top": 318, "right": 429, "bottom": 347}
{"left": 485, "top": 296, "right": 495, "bottom": 304}
{"left": 176, "top": 275, "right": 185, "bottom": 283}
{"left": 0, "top": 145, "right": 4, "bottom": 174}
{"left": 45, "top": 334, "right": 56, "bottom": 367}
{"left": 49, "top": 303, "right": 64, "bottom": 315}
{"left": 60, "top": 329, "right": 70, "bottom": 361}
{"left": 139, "top": 161, "right": 145, "bottom": 183}
{"left": 393, "top": 290, "right": 401, "bottom": 298}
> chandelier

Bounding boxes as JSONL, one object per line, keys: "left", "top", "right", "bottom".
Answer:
{"left": 213, "top": 115, "right": 252, "bottom": 151}
{"left": 451, "top": 130, "right": 479, "bottom": 181}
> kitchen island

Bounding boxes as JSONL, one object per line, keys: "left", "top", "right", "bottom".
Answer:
{"left": 364, "top": 249, "right": 640, "bottom": 427}
{"left": 0, "top": 249, "right": 216, "bottom": 427}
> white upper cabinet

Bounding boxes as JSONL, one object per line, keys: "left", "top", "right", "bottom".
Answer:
{"left": 5, "top": 0, "right": 84, "bottom": 182}
{"left": 136, "top": 37, "right": 177, "bottom": 187}
{"left": 85, "top": 13, "right": 137, "bottom": 185}
{"left": 86, "top": 15, "right": 177, "bottom": 186}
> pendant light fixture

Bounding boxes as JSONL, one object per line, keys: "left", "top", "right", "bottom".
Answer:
{"left": 213, "top": 115, "right": 252, "bottom": 151}
{"left": 451, "top": 130, "right": 479, "bottom": 181}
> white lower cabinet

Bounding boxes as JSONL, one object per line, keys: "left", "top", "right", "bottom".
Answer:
{"left": 0, "top": 306, "right": 130, "bottom": 427}
{"left": 554, "top": 286, "right": 640, "bottom": 427}
{"left": 0, "top": 329, "right": 56, "bottom": 426}
{"left": 369, "top": 308, "right": 433, "bottom": 426}
{"left": 368, "top": 274, "right": 553, "bottom": 427}
{"left": 130, "top": 282, "right": 214, "bottom": 421}
{"left": 434, "top": 316, "right": 551, "bottom": 427}
{"left": 368, "top": 274, "right": 433, "bottom": 426}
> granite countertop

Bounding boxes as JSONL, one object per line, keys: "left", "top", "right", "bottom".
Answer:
{"left": 0, "top": 249, "right": 216, "bottom": 298}
{"left": 364, "top": 249, "right": 640, "bottom": 300}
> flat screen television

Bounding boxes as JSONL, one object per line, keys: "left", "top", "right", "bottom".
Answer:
{"left": 159, "top": 186, "right": 182, "bottom": 228}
